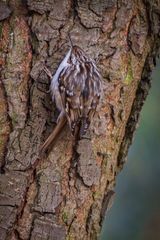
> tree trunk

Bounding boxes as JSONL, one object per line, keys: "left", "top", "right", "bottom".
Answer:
{"left": 0, "top": 0, "right": 160, "bottom": 239}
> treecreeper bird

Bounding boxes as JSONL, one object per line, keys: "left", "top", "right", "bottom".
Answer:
{"left": 40, "top": 39, "right": 102, "bottom": 153}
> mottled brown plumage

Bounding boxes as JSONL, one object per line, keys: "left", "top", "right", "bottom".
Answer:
{"left": 40, "top": 45, "right": 102, "bottom": 153}
{"left": 57, "top": 46, "right": 101, "bottom": 134}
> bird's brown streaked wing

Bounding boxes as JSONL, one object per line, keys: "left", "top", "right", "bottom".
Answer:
{"left": 58, "top": 59, "right": 101, "bottom": 136}
{"left": 59, "top": 67, "right": 83, "bottom": 133}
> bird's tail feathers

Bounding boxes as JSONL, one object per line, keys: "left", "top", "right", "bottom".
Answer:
{"left": 40, "top": 114, "right": 66, "bottom": 155}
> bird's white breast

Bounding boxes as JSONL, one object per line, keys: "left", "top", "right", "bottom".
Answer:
{"left": 50, "top": 48, "right": 72, "bottom": 110}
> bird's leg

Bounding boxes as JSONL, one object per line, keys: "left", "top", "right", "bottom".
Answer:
{"left": 56, "top": 110, "right": 65, "bottom": 123}
{"left": 43, "top": 66, "right": 53, "bottom": 79}
{"left": 40, "top": 111, "right": 66, "bottom": 155}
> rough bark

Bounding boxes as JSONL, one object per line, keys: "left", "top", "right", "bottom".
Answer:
{"left": 0, "top": 0, "right": 160, "bottom": 240}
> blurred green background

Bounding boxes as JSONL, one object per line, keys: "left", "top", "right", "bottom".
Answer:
{"left": 101, "top": 59, "right": 160, "bottom": 240}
